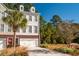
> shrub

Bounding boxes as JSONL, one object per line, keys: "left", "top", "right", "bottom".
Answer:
{"left": 55, "top": 48, "right": 75, "bottom": 54}
{"left": 40, "top": 44, "right": 48, "bottom": 48}
{"left": 52, "top": 39, "right": 57, "bottom": 44}
{"left": 64, "top": 48, "right": 75, "bottom": 53}
{"left": 70, "top": 49, "right": 79, "bottom": 56}
{"left": 0, "top": 46, "right": 28, "bottom": 56}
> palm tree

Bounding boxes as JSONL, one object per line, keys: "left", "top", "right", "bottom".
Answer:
{"left": 2, "top": 10, "right": 27, "bottom": 53}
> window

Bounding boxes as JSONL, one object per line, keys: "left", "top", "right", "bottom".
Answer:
{"left": 2, "top": 12, "right": 7, "bottom": 17}
{"left": 8, "top": 26, "right": 11, "bottom": 32}
{"left": 32, "top": 15, "right": 35, "bottom": 21}
{"left": 34, "top": 26, "right": 38, "bottom": 33}
{"left": 0, "top": 24, "right": 4, "bottom": 32}
{"left": 21, "top": 7, "right": 23, "bottom": 10}
{"left": 35, "top": 16, "right": 37, "bottom": 21}
{"left": 32, "top": 8, "right": 34, "bottom": 11}
{"left": 22, "top": 28, "right": 26, "bottom": 33}
{"left": 16, "top": 38, "right": 20, "bottom": 46}
{"left": 30, "top": 7, "right": 35, "bottom": 13}
{"left": 28, "top": 26, "right": 32, "bottom": 33}
{"left": 29, "top": 15, "right": 32, "bottom": 21}
{"left": 16, "top": 29, "right": 20, "bottom": 32}
{"left": 20, "top": 5, "right": 24, "bottom": 11}
{"left": 2, "top": 12, "right": 5, "bottom": 17}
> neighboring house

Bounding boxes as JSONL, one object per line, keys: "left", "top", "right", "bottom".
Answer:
{"left": 0, "top": 4, "right": 40, "bottom": 49}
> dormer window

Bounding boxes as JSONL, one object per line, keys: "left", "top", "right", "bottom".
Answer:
{"left": 32, "top": 8, "right": 34, "bottom": 11}
{"left": 19, "top": 5, "right": 24, "bottom": 12}
{"left": 21, "top": 7, "right": 23, "bottom": 10}
{"left": 30, "top": 7, "right": 35, "bottom": 13}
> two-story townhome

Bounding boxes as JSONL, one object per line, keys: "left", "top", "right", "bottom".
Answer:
{"left": 0, "top": 4, "right": 40, "bottom": 49}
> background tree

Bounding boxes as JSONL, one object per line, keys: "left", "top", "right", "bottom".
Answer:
{"left": 40, "top": 16, "right": 55, "bottom": 44}
{"left": 50, "top": 15, "right": 65, "bottom": 43}
{"left": 50, "top": 15, "right": 62, "bottom": 26}
{"left": 4, "top": 3, "right": 33, "bottom": 11}
{"left": 40, "top": 16, "right": 47, "bottom": 44}
{"left": 59, "top": 21, "right": 76, "bottom": 44}
{"left": 44, "top": 22, "right": 53, "bottom": 44}
{"left": 50, "top": 15, "right": 76, "bottom": 44}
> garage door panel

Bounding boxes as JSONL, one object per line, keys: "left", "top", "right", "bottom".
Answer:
{"left": 0, "top": 38, "right": 6, "bottom": 49}
{"left": 20, "top": 39, "right": 38, "bottom": 47}
{"left": 0, "top": 40, "right": 3, "bottom": 49}
{"left": 20, "top": 41, "right": 36, "bottom": 47}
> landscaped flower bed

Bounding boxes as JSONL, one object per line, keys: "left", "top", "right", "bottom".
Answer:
{"left": 0, "top": 46, "right": 28, "bottom": 56}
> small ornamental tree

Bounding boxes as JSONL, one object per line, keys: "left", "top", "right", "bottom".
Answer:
{"left": 2, "top": 10, "right": 27, "bottom": 54}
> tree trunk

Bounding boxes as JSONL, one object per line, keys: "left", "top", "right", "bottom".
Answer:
{"left": 13, "top": 31, "right": 16, "bottom": 55}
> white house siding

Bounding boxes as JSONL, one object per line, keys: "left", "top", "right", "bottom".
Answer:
{"left": 0, "top": 4, "right": 40, "bottom": 49}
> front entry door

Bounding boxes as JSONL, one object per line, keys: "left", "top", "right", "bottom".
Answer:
{"left": 6, "top": 37, "right": 20, "bottom": 48}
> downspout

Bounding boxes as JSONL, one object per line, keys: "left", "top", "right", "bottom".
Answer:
{"left": 38, "top": 14, "right": 40, "bottom": 47}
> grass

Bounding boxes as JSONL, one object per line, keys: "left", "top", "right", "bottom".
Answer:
{"left": 40, "top": 44, "right": 79, "bottom": 56}
{"left": 0, "top": 46, "right": 28, "bottom": 56}
{"left": 40, "top": 44, "right": 68, "bottom": 50}
{"left": 54, "top": 47, "right": 79, "bottom": 56}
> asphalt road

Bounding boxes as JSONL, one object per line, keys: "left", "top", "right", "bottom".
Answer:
{"left": 27, "top": 47, "right": 71, "bottom": 56}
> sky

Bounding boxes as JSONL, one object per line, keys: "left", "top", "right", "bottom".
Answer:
{"left": 34, "top": 3, "right": 79, "bottom": 23}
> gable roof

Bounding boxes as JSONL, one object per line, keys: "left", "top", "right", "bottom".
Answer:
{"left": 0, "top": 4, "right": 8, "bottom": 12}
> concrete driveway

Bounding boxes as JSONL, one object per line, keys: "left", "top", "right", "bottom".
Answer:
{"left": 27, "top": 47, "right": 71, "bottom": 56}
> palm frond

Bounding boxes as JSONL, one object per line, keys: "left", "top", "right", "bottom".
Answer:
{"left": 2, "top": 10, "right": 27, "bottom": 32}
